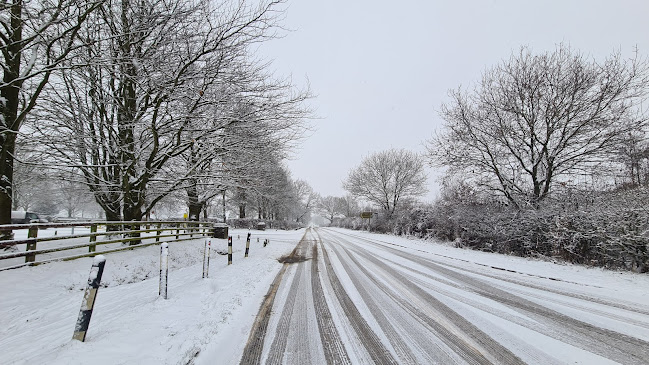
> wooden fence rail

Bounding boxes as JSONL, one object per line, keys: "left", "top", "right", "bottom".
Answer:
{"left": 0, "top": 221, "right": 215, "bottom": 271}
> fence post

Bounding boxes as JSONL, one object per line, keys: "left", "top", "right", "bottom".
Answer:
{"left": 159, "top": 243, "right": 169, "bottom": 299}
{"left": 25, "top": 225, "right": 38, "bottom": 263}
{"left": 203, "top": 239, "right": 211, "bottom": 278}
{"left": 72, "top": 255, "right": 106, "bottom": 342}
{"left": 228, "top": 236, "right": 232, "bottom": 265}
{"left": 89, "top": 224, "right": 97, "bottom": 252}
{"left": 156, "top": 223, "right": 162, "bottom": 242}
{"left": 245, "top": 233, "right": 251, "bottom": 258}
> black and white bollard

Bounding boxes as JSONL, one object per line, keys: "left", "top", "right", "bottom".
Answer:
{"left": 159, "top": 243, "right": 169, "bottom": 299}
{"left": 203, "top": 239, "right": 211, "bottom": 278}
{"left": 228, "top": 236, "right": 233, "bottom": 265}
{"left": 72, "top": 255, "right": 106, "bottom": 342}
{"left": 245, "top": 233, "right": 251, "bottom": 258}
{"left": 263, "top": 239, "right": 268, "bottom": 247}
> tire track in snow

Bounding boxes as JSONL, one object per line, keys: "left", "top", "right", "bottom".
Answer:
{"left": 336, "top": 229, "right": 649, "bottom": 316}
{"left": 308, "top": 232, "right": 351, "bottom": 364}
{"left": 319, "top": 232, "right": 399, "bottom": 364}
{"left": 239, "top": 263, "right": 288, "bottom": 365}
{"left": 265, "top": 257, "right": 306, "bottom": 365}
{"left": 319, "top": 229, "right": 525, "bottom": 365}
{"left": 290, "top": 260, "right": 312, "bottom": 365}
{"left": 242, "top": 229, "right": 351, "bottom": 364}
{"left": 330, "top": 229, "right": 649, "bottom": 365}
{"left": 314, "top": 230, "right": 419, "bottom": 364}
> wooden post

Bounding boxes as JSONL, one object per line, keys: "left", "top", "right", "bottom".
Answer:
{"left": 72, "top": 256, "right": 106, "bottom": 342}
{"left": 89, "top": 224, "right": 97, "bottom": 252}
{"left": 25, "top": 225, "right": 38, "bottom": 263}
{"left": 156, "top": 223, "right": 162, "bottom": 242}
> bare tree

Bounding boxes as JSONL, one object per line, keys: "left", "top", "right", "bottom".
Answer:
{"left": 292, "top": 179, "right": 317, "bottom": 223}
{"left": 338, "top": 194, "right": 360, "bottom": 218}
{"left": 428, "top": 45, "right": 649, "bottom": 208}
{"left": 616, "top": 131, "right": 649, "bottom": 187}
{"left": 34, "top": 0, "right": 301, "bottom": 227}
{"left": 317, "top": 195, "right": 345, "bottom": 224}
{"left": 253, "top": 160, "right": 295, "bottom": 221}
{"left": 180, "top": 83, "right": 310, "bottom": 221}
{"left": 0, "top": 0, "right": 101, "bottom": 235}
{"left": 343, "top": 148, "right": 428, "bottom": 217}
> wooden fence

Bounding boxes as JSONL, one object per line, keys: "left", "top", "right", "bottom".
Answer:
{"left": 0, "top": 221, "right": 215, "bottom": 271}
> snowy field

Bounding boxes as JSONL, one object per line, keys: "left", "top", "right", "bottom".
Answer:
{"left": 1, "top": 227, "right": 648, "bottom": 364}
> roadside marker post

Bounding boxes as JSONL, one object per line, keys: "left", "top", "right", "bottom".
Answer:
{"left": 159, "top": 243, "right": 169, "bottom": 299}
{"left": 203, "top": 239, "right": 211, "bottom": 278}
{"left": 245, "top": 233, "right": 251, "bottom": 258}
{"left": 228, "top": 236, "right": 233, "bottom": 265}
{"left": 72, "top": 255, "right": 106, "bottom": 342}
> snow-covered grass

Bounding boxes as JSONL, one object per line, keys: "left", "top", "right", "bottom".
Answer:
{"left": 0, "top": 228, "right": 305, "bottom": 365}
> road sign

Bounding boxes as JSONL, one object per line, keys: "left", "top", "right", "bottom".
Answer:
{"left": 360, "top": 212, "right": 373, "bottom": 219}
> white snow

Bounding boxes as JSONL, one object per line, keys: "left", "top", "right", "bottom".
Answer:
{"left": 0, "top": 228, "right": 305, "bottom": 365}
{"left": 1, "top": 227, "right": 648, "bottom": 364}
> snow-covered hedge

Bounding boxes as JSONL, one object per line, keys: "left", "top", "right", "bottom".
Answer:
{"left": 389, "top": 188, "right": 649, "bottom": 273}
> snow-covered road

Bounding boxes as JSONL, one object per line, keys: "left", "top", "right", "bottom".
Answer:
{"left": 243, "top": 227, "right": 649, "bottom": 364}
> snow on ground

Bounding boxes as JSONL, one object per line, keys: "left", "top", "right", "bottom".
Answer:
{"left": 1, "top": 226, "right": 648, "bottom": 364}
{"left": 0, "top": 228, "right": 305, "bottom": 365}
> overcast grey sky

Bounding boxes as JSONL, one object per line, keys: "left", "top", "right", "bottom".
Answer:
{"left": 257, "top": 0, "right": 649, "bottom": 202}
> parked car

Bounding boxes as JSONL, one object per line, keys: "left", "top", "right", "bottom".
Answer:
{"left": 11, "top": 211, "right": 48, "bottom": 225}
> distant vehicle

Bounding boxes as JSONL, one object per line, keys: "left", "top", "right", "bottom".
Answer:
{"left": 11, "top": 211, "right": 48, "bottom": 225}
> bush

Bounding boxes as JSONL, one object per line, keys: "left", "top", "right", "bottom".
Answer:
{"left": 389, "top": 187, "right": 649, "bottom": 273}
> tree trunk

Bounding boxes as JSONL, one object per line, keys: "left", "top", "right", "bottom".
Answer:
{"left": 239, "top": 204, "right": 246, "bottom": 218}
{"left": 0, "top": 1, "right": 22, "bottom": 238}
{"left": 123, "top": 193, "right": 143, "bottom": 245}
{"left": 0, "top": 134, "right": 17, "bottom": 238}
{"left": 187, "top": 183, "right": 202, "bottom": 221}
{"left": 221, "top": 190, "right": 226, "bottom": 223}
